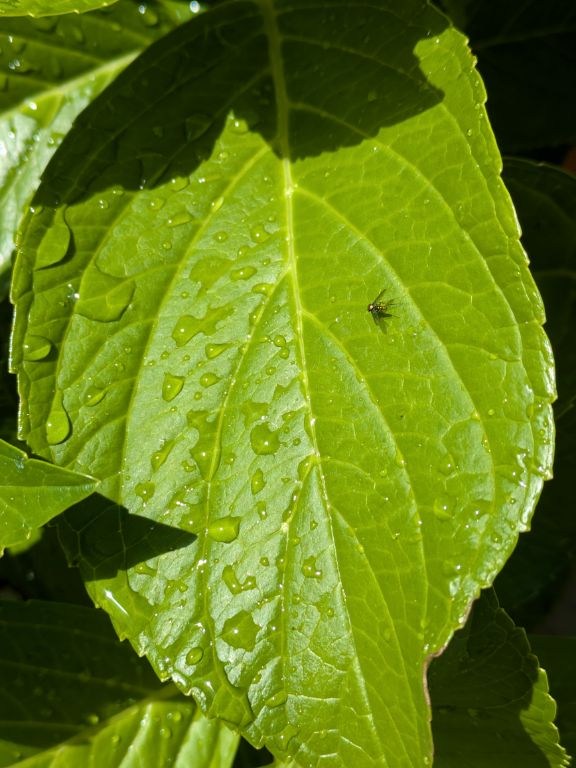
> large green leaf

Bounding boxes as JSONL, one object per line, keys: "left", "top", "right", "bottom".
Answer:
{"left": 0, "top": 1, "right": 200, "bottom": 293}
{"left": 494, "top": 160, "right": 576, "bottom": 626}
{"left": 0, "top": 439, "right": 96, "bottom": 553}
{"left": 0, "top": 600, "right": 238, "bottom": 768}
{"left": 429, "top": 589, "right": 569, "bottom": 767}
{"left": 10, "top": 1, "right": 555, "bottom": 764}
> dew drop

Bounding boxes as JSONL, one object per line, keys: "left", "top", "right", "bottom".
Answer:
{"left": 251, "top": 468, "right": 266, "bottom": 495}
{"left": 167, "top": 209, "right": 192, "bottom": 228}
{"left": 46, "top": 391, "right": 71, "bottom": 445}
{"left": 433, "top": 497, "right": 453, "bottom": 521}
{"left": 135, "top": 482, "right": 156, "bottom": 503}
{"left": 151, "top": 439, "right": 175, "bottom": 471}
{"left": 199, "top": 372, "right": 220, "bottom": 388}
{"left": 186, "top": 647, "right": 204, "bottom": 665}
{"left": 301, "top": 556, "right": 322, "bottom": 579}
{"left": 250, "top": 423, "right": 280, "bottom": 455}
{"left": 162, "top": 373, "right": 185, "bottom": 402}
{"left": 250, "top": 224, "right": 270, "bottom": 243}
{"left": 207, "top": 515, "right": 240, "bottom": 543}
{"left": 221, "top": 609, "right": 260, "bottom": 651}
{"left": 231, "top": 266, "right": 257, "bottom": 281}
{"left": 22, "top": 335, "right": 52, "bottom": 361}
{"left": 36, "top": 218, "right": 71, "bottom": 268}
{"left": 84, "top": 385, "right": 107, "bottom": 407}
{"left": 222, "top": 565, "right": 256, "bottom": 594}
{"left": 172, "top": 315, "right": 198, "bottom": 347}
{"left": 265, "top": 690, "right": 288, "bottom": 708}
{"left": 205, "top": 342, "right": 229, "bottom": 359}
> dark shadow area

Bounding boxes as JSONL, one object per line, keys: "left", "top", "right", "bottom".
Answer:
{"left": 494, "top": 161, "right": 576, "bottom": 630}
{"left": 428, "top": 590, "right": 551, "bottom": 767}
{"left": 58, "top": 494, "right": 196, "bottom": 581}
{"left": 34, "top": 1, "right": 446, "bottom": 207}
{"left": 232, "top": 738, "right": 274, "bottom": 768}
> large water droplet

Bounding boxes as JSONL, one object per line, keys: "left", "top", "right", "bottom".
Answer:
{"left": 151, "top": 439, "right": 176, "bottom": 471}
{"left": 205, "top": 342, "right": 230, "bottom": 359}
{"left": 208, "top": 515, "right": 240, "bottom": 543}
{"left": 46, "top": 391, "right": 71, "bottom": 445}
{"left": 265, "top": 690, "right": 288, "bottom": 708}
{"left": 22, "top": 335, "right": 52, "bottom": 361}
{"left": 75, "top": 269, "right": 135, "bottom": 322}
{"left": 186, "top": 646, "right": 204, "bottom": 665}
{"left": 301, "top": 556, "right": 322, "bottom": 579}
{"left": 84, "top": 385, "right": 107, "bottom": 407}
{"left": 222, "top": 565, "right": 256, "bottom": 594}
{"left": 250, "top": 423, "right": 280, "bottom": 455}
{"left": 162, "top": 373, "right": 185, "bottom": 402}
{"left": 135, "top": 482, "right": 156, "bottom": 503}
{"left": 172, "top": 315, "right": 198, "bottom": 347}
{"left": 221, "top": 609, "right": 260, "bottom": 651}
{"left": 199, "top": 372, "right": 220, "bottom": 388}
{"left": 36, "top": 215, "right": 70, "bottom": 269}
{"left": 231, "top": 266, "right": 256, "bottom": 281}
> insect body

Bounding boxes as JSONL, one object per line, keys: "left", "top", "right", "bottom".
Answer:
{"left": 367, "top": 289, "right": 396, "bottom": 324}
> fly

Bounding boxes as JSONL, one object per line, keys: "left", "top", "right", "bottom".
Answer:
{"left": 367, "top": 288, "right": 396, "bottom": 324}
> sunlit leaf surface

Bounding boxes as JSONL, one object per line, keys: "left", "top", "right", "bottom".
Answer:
{"left": 11, "top": 1, "right": 555, "bottom": 764}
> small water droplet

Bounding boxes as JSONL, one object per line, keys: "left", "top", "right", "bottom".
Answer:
{"left": 250, "top": 423, "right": 281, "bottom": 455}
{"left": 433, "top": 497, "right": 453, "bottom": 521}
{"left": 199, "top": 372, "right": 220, "bottom": 388}
{"left": 277, "top": 724, "right": 298, "bottom": 749}
{"left": 231, "top": 266, "right": 257, "bottom": 281}
{"left": 265, "top": 690, "right": 288, "bottom": 708}
{"left": 250, "top": 224, "right": 270, "bottom": 243}
{"left": 167, "top": 209, "right": 192, "bottom": 228}
{"left": 46, "top": 391, "right": 71, "bottom": 445}
{"left": 205, "top": 342, "right": 230, "bottom": 359}
{"left": 151, "top": 439, "right": 176, "bottom": 471}
{"left": 186, "top": 646, "right": 203, "bottom": 665}
{"left": 251, "top": 468, "right": 266, "bottom": 495}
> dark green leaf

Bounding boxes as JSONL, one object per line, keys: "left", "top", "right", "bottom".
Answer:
{"left": 0, "top": 600, "right": 239, "bottom": 767}
{"left": 0, "top": 0, "right": 120, "bottom": 16}
{"left": 429, "top": 590, "right": 569, "bottom": 768}
{"left": 529, "top": 635, "right": 576, "bottom": 762}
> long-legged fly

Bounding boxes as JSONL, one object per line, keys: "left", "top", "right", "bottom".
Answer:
{"left": 367, "top": 289, "right": 397, "bottom": 324}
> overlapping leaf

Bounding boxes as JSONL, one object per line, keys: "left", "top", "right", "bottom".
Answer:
{"left": 10, "top": 0, "right": 555, "bottom": 764}
{"left": 0, "top": 0, "right": 119, "bottom": 17}
{"left": 0, "top": 1, "right": 199, "bottom": 292}
{"left": 0, "top": 439, "right": 96, "bottom": 553}
{"left": 0, "top": 600, "right": 238, "bottom": 768}
{"left": 429, "top": 589, "right": 569, "bottom": 767}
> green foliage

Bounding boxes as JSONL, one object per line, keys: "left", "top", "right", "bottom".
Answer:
{"left": 0, "top": 1, "right": 574, "bottom": 766}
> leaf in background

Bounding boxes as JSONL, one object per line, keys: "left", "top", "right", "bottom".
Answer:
{"left": 494, "top": 160, "right": 576, "bottom": 627}
{"left": 439, "top": 0, "right": 576, "bottom": 152}
{"left": 0, "top": 600, "right": 238, "bottom": 768}
{"left": 529, "top": 635, "right": 576, "bottom": 762}
{"left": 0, "top": 439, "right": 96, "bottom": 553}
{"left": 0, "top": 0, "right": 119, "bottom": 17}
{"left": 428, "top": 589, "right": 569, "bottom": 768}
{"left": 10, "top": 0, "right": 555, "bottom": 764}
{"left": 0, "top": 1, "right": 200, "bottom": 295}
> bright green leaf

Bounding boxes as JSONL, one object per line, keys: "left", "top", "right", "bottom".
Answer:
{"left": 495, "top": 160, "right": 576, "bottom": 626}
{"left": 0, "top": 439, "right": 96, "bottom": 553}
{"left": 0, "top": 2, "right": 200, "bottom": 292}
{"left": 429, "top": 589, "right": 569, "bottom": 768}
{"left": 0, "top": 600, "right": 239, "bottom": 768}
{"left": 10, "top": 1, "right": 555, "bottom": 764}
{"left": 0, "top": 0, "right": 119, "bottom": 17}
